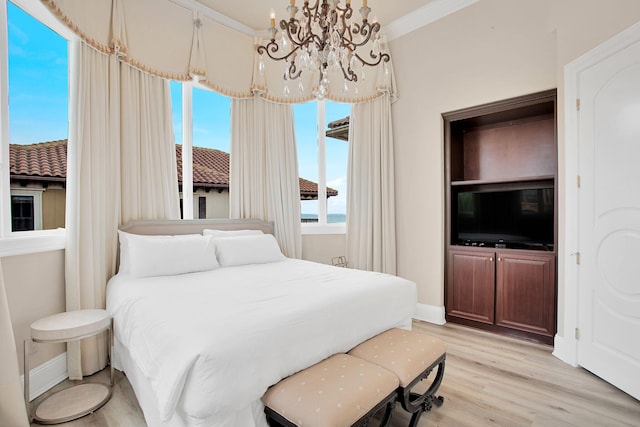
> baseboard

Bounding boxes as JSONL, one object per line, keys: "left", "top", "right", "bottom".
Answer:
{"left": 552, "top": 334, "right": 578, "bottom": 367}
{"left": 413, "top": 303, "right": 446, "bottom": 325}
{"left": 20, "top": 352, "right": 68, "bottom": 401}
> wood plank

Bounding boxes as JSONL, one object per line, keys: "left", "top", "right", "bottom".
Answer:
{"left": 31, "top": 320, "right": 640, "bottom": 426}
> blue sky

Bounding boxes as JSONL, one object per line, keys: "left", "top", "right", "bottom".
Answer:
{"left": 7, "top": 1, "right": 68, "bottom": 145}
{"left": 7, "top": 1, "right": 350, "bottom": 215}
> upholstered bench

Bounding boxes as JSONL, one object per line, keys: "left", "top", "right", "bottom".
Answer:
{"left": 262, "top": 353, "right": 399, "bottom": 427}
{"left": 348, "top": 329, "right": 447, "bottom": 427}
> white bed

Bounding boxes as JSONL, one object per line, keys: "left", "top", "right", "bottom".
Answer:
{"left": 106, "top": 220, "right": 417, "bottom": 427}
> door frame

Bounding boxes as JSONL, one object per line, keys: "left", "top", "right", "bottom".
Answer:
{"left": 556, "top": 20, "right": 640, "bottom": 366}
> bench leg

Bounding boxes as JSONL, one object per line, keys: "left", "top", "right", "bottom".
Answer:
{"left": 378, "top": 400, "right": 395, "bottom": 427}
{"left": 399, "top": 355, "right": 446, "bottom": 426}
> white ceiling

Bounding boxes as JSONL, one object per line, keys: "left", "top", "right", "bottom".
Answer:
{"left": 194, "top": 0, "right": 436, "bottom": 33}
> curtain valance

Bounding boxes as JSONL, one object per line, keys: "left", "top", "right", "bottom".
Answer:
{"left": 41, "top": 0, "right": 398, "bottom": 103}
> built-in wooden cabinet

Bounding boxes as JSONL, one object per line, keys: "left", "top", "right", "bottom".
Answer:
{"left": 443, "top": 90, "right": 557, "bottom": 345}
{"left": 447, "top": 248, "right": 495, "bottom": 325}
{"left": 495, "top": 250, "right": 556, "bottom": 337}
{"left": 447, "top": 247, "right": 556, "bottom": 340}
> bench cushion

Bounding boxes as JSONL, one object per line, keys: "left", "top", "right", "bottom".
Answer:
{"left": 348, "top": 329, "right": 447, "bottom": 387}
{"left": 262, "top": 353, "right": 399, "bottom": 427}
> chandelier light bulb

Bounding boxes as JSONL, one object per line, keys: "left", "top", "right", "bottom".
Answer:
{"left": 372, "top": 36, "right": 381, "bottom": 56}
{"left": 279, "top": 32, "right": 289, "bottom": 50}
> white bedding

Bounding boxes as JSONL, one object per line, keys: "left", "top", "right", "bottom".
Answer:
{"left": 107, "top": 258, "right": 416, "bottom": 426}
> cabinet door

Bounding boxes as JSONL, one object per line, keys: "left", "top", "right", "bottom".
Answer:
{"left": 447, "top": 249, "right": 495, "bottom": 324}
{"left": 495, "top": 252, "right": 556, "bottom": 336}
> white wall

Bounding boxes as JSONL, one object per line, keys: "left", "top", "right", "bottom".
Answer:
{"left": 192, "top": 189, "right": 230, "bottom": 219}
{"left": 1, "top": 250, "right": 65, "bottom": 374}
{"left": 390, "top": 0, "right": 640, "bottom": 334}
{"left": 301, "top": 233, "right": 347, "bottom": 265}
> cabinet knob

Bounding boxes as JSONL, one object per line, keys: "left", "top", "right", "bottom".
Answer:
{"left": 489, "top": 257, "right": 494, "bottom": 261}
{"left": 498, "top": 257, "right": 502, "bottom": 262}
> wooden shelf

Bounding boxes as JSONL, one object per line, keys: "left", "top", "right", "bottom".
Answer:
{"left": 451, "top": 175, "right": 555, "bottom": 187}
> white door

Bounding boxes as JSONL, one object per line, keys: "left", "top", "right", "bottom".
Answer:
{"left": 577, "top": 33, "right": 640, "bottom": 400}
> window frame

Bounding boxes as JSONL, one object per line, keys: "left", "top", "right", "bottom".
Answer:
{"left": 300, "top": 100, "right": 346, "bottom": 235}
{"left": 10, "top": 188, "right": 43, "bottom": 231}
{"left": 176, "top": 80, "right": 233, "bottom": 220}
{"left": 0, "top": 0, "right": 75, "bottom": 256}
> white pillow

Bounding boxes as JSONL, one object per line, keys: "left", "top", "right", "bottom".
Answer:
{"left": 214, "top": 234, "right": 285, "bottom": 267}
{"left": 202, "top": 229, "right": 264, "bottom": 238}
{"left": 117, "top": 230, "right": 134, "bottom": 274}
{"left": 118, "top": 231, "right": 219, "bottom": 278}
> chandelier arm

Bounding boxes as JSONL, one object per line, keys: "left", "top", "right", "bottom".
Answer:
{"left": 350, "top": 22, "right": 379, "bottom": 48}
{"left": 353, "top": 51, "right": 390, "bottom": 68}
{"left": 337, "top": 3, "right": 353, "bottom": 21}
{"left": 283, "top": 19, "right": 317, "bottom": 49}
{"left": 306, "top": 0, "right": 320, "bottom": 13}
{"left": 257, "top": 40, "right": 301, "bottom": 64}
{"left": 287, "top": 60, "right": 303, "bottom": 80}
{"left": 334, "top": 7, "right": 350, "bottom": 44}
{"left": 341, "top": 62, "right": 358, "bottom": 82}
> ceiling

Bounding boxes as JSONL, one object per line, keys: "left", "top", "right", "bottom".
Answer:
{"left": 194, "top": 0, "right": 436, "bottom": 33}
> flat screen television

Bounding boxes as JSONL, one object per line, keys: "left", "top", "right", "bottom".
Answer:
{"left": 454, "top": 187, "right": 554, "bottom": 250}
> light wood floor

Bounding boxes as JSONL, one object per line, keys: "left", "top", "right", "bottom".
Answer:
{"left": 30, "top": 321, "right": 640, "bottom": 426}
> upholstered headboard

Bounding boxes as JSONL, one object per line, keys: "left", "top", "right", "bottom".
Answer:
{"left": 119, "top": 219, "right": 274, "bottom": 236}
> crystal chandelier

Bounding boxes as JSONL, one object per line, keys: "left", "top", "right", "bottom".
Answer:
{"left": 257, "top": 0, "right": 390, "bottom": 99}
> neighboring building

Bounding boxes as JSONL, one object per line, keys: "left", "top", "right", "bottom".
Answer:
{"left": 9, "top": 140, "right": 337, "bottom": 231}
{"left": 326, "top": 116, "right": 349, "bottom": 141}
{"left": 9, "top": 140, "right": 67, "bottom": 231}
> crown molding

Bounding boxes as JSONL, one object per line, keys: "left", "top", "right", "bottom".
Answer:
{"left": 171, "top": 0, "right": 480, "bottom": 41}
{"left": 384, "top": 0, "right": 480, "bottom": 41}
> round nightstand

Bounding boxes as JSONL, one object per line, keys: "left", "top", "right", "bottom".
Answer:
{"left": 25, "top": 309, "right": 114, "bottom": 424}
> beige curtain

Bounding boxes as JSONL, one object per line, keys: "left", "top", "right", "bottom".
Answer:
{"left": 346, "top": 94, "right": 396, "bottom": 274}
{"left": 0, "top": 262, "right": 30, "bottom": 427}
{"left": 230, "top": 97, "right": 302, "bottom": 258}
{"left": 119, "top": 63, "right": 180, "bottom": 224}
{"left": 65, "top": 40, "right": 179, "bottom": 379}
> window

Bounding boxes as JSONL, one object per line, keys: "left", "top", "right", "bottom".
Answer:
{"left": 198, "top": 196, "right": 206, "bottom": 219}
{"left": 171, "top": 81, "right": 231, "bottom": 220}
{"left": 11, "top": 194, "right": 34, "bottom": 231}
{"left": 6, "top": 1, "right": 68, "bottom": 230}
{"left": 294, "top": 100, "right": 350, "bottom": 227}
{"left": 0, "top": 0, "right": 73, "bottom": 254}
{"left": 171, "top": 82, "right": 231, "bottom": 219}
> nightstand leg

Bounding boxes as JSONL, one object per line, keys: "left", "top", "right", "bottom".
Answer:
{"left": 24, "top": 339, "right": 31, "bottom": 422}
{"left": 109, "top": 318, "right": 114, "bottom": 386}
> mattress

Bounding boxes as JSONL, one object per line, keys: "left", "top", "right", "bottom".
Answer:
{"left": 107, "top": 258, "right": 416, "bottom": 426}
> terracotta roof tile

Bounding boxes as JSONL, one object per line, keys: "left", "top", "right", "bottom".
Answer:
{"left": 299, "top": 177, "right": 338, "bottom": 196}
{"left": 9, "top": 140, "right": 67, "bottom": 180}
{"left": 176, "top": 145, "right": 230, "bottom": 186}
{"left": 327, "top": 116, "right": 350, "bottom": 129}
{"left": 10, "top": 140, "right": 337, "bottom": 198}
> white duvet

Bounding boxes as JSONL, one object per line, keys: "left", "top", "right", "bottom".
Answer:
{"left": 107, "top": 259, "right": 416, "bottom": 426}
